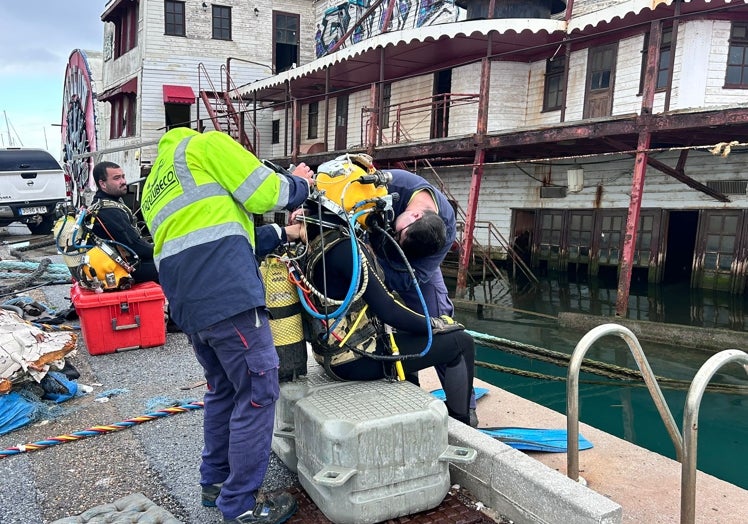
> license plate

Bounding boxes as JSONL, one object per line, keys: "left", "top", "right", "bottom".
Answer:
{"left": 20, "top": 206, "right": 47, "bottom": 215}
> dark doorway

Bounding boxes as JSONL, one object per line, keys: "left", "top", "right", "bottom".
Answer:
{"left": 663, "top": 210, "right": 698, "bottom": 284}
{"left": 511, "top": 209, "right": 535, "bottom": 267}
{"left": 431, "top": 69, "right": 452, "bottom": 139}
{"left": 164, "top": 103, "right": 191, "bottom": 130}
{"left": 335, "top": 95, "right": 348, "bottom": 150}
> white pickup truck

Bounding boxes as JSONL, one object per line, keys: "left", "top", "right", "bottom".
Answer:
{"left": 0, "top": 147, "right": 71, "bottom": 235}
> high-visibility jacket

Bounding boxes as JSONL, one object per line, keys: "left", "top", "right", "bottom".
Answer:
{"left": 141, "top": 128, "right": 309, "bottom": 334}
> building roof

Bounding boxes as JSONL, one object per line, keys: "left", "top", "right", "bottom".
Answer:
{"left": 241, "top": 18, "right": 566, "bottom": 103}
{"left": 242, "top": 0, "right": 748, "bottom": 105}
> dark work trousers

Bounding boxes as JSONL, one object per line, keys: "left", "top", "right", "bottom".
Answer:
{"left": 189, "top": 307, "right": 280, "bottom": 520}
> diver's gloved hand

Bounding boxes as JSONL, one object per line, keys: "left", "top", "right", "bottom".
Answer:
{"left": 365, "top": 211, "right": 386, "bottom": 231}
{"left": 430, "top": 315, "right": 464, "bottom": 334}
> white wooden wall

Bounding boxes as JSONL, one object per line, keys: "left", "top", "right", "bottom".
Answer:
{"left": 98, "top": 0, "right": 316, "bottom": 177}
{"left": 286, "top": 15, "right": 748, "bottom": 146}
{"left": 426, "top": 149, "right": 748, "bottom": 248}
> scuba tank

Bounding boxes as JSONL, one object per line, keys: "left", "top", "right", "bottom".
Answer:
{"left": 260, "top": 257, "right": 307, "bottom": 381}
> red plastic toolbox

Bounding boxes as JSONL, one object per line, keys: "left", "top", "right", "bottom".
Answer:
{"left": 70, "top": 282, "right": 166, "bottom": 355}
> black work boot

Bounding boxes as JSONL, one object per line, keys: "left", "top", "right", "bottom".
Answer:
{"left": 223, "top": 492, "right": 297, "bottom": 524}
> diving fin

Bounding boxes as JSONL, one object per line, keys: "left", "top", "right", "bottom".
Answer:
{"left": 430, "top": 387, "right": 489, "bottom": 402}
{"left": 479, "top": 427, "right": 593, "bottom": 453}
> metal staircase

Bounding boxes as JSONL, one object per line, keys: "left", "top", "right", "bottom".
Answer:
{"left": 196, "top": 63, "right": 256, "bottom": 154}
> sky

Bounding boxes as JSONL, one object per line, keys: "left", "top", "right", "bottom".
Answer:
{"left": 0, "top": 1, "right": 105, "bottom": 159}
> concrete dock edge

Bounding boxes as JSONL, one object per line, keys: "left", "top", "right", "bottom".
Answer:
{"left": 448, "top": 420, "right": 623, "bottom": 524}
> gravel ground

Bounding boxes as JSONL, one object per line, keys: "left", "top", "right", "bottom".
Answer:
{"left": 0, "top": 281, "right": 296, "bottom": 524}
{"left": 0, "top": 234, "right": 500, "bottom": 524}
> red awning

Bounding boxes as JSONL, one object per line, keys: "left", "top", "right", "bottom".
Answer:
{"left": 98, "top": 77, "right": 138, "bottom": 102}
{"left": 163, "top": 85, "right": 196, "bottom": 105}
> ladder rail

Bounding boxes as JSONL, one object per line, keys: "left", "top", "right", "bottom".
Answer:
{"left": 566, "top": 324, "right": 683, "bottom": 483}
{"left": 680, "top": 349, "right": 748, "bottom": 524}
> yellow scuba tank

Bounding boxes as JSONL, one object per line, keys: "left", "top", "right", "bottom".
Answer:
{"left": 260, "top": 257, "right": 307, "bottom": 381}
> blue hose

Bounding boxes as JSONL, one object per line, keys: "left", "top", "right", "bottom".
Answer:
{"left": 300, "top": 209, "right": 365, "bottom": 321}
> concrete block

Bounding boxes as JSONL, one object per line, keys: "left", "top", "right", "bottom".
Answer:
{"left": 448, "top": 420, "right": 622, "bottom": 524}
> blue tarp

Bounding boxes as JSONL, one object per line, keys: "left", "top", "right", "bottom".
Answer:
{"left": 0, "top": 392, "right": 38, "bottom": 436}
{"left": 0, "top": 373, "right": 81, "bottom": 435}
{"left": 41, "top": 372, "right": 79, "bottom": 403}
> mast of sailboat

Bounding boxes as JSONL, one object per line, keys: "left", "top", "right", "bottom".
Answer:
{"left": 4, "top": 110, "right": 13, "bottom": 147}
{"left": 3, "top": 111, "right": 23, "bottom": 147}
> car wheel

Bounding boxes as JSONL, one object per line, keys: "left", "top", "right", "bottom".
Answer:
{"left": 27, "top": 215, "right": 56, "bottom": 235}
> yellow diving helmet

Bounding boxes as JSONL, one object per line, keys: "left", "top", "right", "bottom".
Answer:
{"left": 54, "top": 208, "right": 135, "bottom": 292}
{"left": 314, "top": 154, "right": 388, "bottom": 226}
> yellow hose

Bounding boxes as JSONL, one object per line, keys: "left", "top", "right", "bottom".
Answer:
{"left": 388, "top": 330, "right": 405, "bottom": 381}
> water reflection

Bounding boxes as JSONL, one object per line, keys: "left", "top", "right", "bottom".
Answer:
{"left": 462, "top": 273, "right": 748, "bottom": 332}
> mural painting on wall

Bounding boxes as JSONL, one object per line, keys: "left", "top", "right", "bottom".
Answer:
{"left": 61, "top": 49, "right": 98, "bottom": 205}
{"left": 316, "top": 0, "right": 458, "bottom": 57}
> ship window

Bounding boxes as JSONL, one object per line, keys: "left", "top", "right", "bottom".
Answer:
{"left": 308, "top": 102, "right": 318, "bottom": 140}
{"left": 274, "top": 12, "right": 299, "bottom": 73}
{"left": 212, "top": 5, "right": 231, "bottom": 41}
{"left": 543, "top": 56, "right": 566, "bottom": 112}
{"left": 726, "top": 23, "right": 748, "bottom": 88}
{"left": 272, "top": 120, "right": 280, "bottom": 144}
{"left": 110, "top": 93, "right": 137, "bottom": 139}
{"left": 639, "top": 25, "right": 672, "bottom": 94}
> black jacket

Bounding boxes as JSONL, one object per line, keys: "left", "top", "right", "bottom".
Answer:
{"left": 91, "top": 189, "right": 154, "bottom": 262}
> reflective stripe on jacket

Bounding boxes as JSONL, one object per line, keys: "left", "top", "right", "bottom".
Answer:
{"left": 141, "top": 128, "right": 309, "bottom": 333}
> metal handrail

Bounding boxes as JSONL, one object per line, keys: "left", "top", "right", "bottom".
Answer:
{"left": 220, "top": 64, "right": 258, "bottom": 153}
{"left": 681, "top": 349, "right": 748, "bottom": 524}
{"left": 566, "top": 324, "right": 683, "bottom": 482}
{"left": 391, "top": 93, "right": 479, "bottom": 144}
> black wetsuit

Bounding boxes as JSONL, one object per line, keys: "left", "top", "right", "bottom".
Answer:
{"left": 91, "top": 190, "right": 159, "bottom": 283}
{"left": 306, "top": 233, "right": 475, "bottom": 424}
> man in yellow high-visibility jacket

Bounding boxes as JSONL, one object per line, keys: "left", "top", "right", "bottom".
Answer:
{"left": 141, "top": 128, "right": 311, "bottom": 524}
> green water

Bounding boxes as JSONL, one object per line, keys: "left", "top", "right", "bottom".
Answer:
{"left": 455, "top": 277, "right": 748, "bottom": 490}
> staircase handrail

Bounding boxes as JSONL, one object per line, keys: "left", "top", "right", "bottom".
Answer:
{"left": 420, "top": 161, "right": 537, "bottom": 284}
{"left": 197, "top": 62, "right": 227, "bottom": 133}
{"left": 220, "top": 63, "right": 257, "bottom": 153}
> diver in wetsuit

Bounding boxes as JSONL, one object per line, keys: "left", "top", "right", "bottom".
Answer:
{"left": 291, "top": 156, "right": 476, "bottom": 425}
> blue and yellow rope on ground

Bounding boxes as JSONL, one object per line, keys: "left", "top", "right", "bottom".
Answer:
{"left": 0, "top": 400, "right": 204, "bottom": 459}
